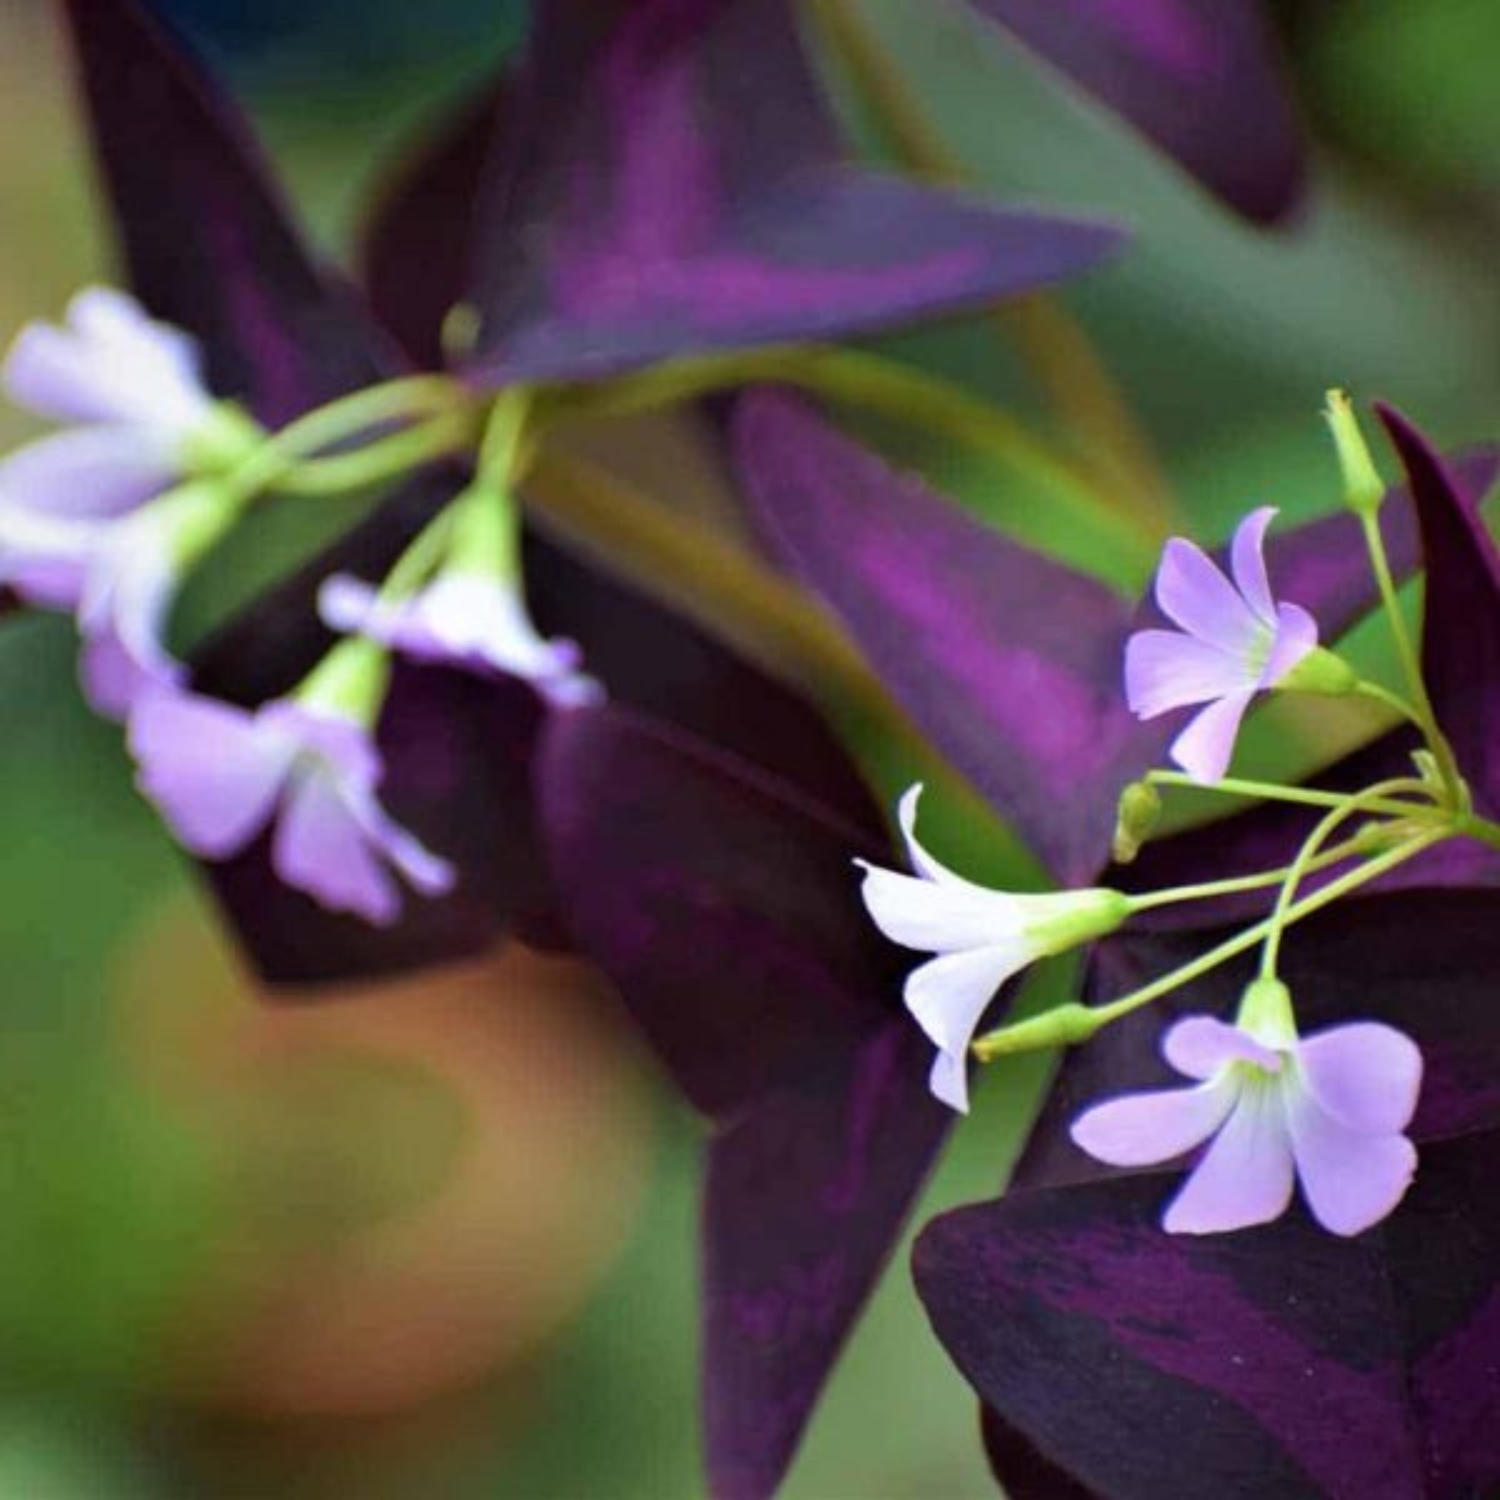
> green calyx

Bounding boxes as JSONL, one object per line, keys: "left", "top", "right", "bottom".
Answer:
{"left": 1277, "top": 645, "right": 1360, "bottom": 697}
{"left": 1235, "top": 976, "right": 1298, "bottom": 1050}
{"left": 293, "top": 636, "right": 392, "bottom": 728}
{"left": 971, "top": 1002, "right": 1100, "bottom": 1061}
{"left": 179, "top": 402, "right": 264, "bottom": 478}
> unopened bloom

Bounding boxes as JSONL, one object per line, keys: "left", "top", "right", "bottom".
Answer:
{"left": 1125, "top": 507, "right": 1317, "bottom": 783}
{"left": 1071, "top": 978, "right": 1421, "bottom": 1236}
{"left": 0, "top": 288, "right": 255, "bottom": 604}
{"left": 319, "top": 570, "right": 599, "bottom": 707}
{"left": 129, "top": 642, "right": 454, "bottom": 924}
{"left": 858, "top": 785, "right": 1130, "bottom": 1111}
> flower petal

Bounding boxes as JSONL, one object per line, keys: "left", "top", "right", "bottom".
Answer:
{"left": 1228, "top": 505, "right": 1280, "bottom": 624}
{"left": 1297, "top": 1022, "right": 1423, "bottom": 1135}
{"left": 1154, "top": 536, "right": 1264, "bottom": 653}
{"left": 905, "top": 947, "right": 1021, "bottom": 1077}
{"left": 1167, "top": 689, "right": 1256, "bottom": 784}
{"left": 129, "top": 689, "right": 296, "bottom": 857}
{"left": 1286, "top": 1091, "right": 1417, "bottom": 1237}
{"left": 1261, "top": 601, "right": 1318, "bottom": 688}
{"left": 1163, "top": 1015, "right": 1282, "bottom": 1079}
{"left": 857, "top": 860, "right": 1023, "bottom": 954}
{"left": 338, "top": 779, "right": 457, "bottom": 900}
{"left": 1124, "top": 628, "right": 1256, "bottom": 718}
{"left": 272, "top": 767, "right": 402, "bottom": 925}
{"left": 1070, "top": 1077, "right": 1237, "bottom": 1166}
{"left": 0, "top": 426, "right": 176, "bottom": 523}
{"left": 1162, "top": 1083, "right": 1295, "bottom": 1234}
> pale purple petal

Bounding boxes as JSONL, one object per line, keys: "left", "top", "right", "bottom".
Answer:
{"left": 1125, "top": 629, "right": 1256, "bottom": 718}
{"left": 1296, "top": 1023, "right": 1423, "bottom": 1135}
{"left": 4, "top": 287, "right": 211, "bottom": 433}
{"left": 1168, "top": 688, "right": 1256, "bottom": 783}
{"left": 258, "top": 700, "right": 382, "bottom": 789}
{"left": 1070, "top": 1076, "right": 1238, "bottom": 1166}
{"left": 1164, "top": 1015, "right": 1283, "bottom": 1080}
{"left": 905, "top": 947, "right": 1022, "bottom": 1111}
{"left": 1285, "top": 1089, "right": 1417, "bottom": 1237}
{"left": 1154, "top": 536, "right": 1264, "bottom": 653}
{"left": 856, "top": 859, "right": 1024, "bottom": 954}
{"left": 129, "top": 689, "right": 296, "bottom": 856}
{"left": 272, "top": 766, "right": 402, "bottom": 925}
{"left": 1261, "top": 601, "right": 1319, "bottom": 687}
{"left": 928, "top": 1049, "right": 971, "bottom": 1113}
{"left": 337, "top": 779, "right": 457, "bottom": 899}
{"left": 0, "top": 508, "right": 106, "bottom": 609}
{"left": 1162, "top": 1082, "right": 1295, "bottom": 1234}
{"left": 0, "top": 426, "right": 175, "bottom": 522}
{"left": 1228, "top": 505, "right": 1280, "bottom": 624}
{"left": 80, "top": 625, "right": 184, "bottom": 720}
{"left": 316, "top": 573, "right": 380, "bottom": 635}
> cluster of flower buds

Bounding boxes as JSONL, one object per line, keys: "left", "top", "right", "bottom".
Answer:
{"left": 859, "top": 395, "right": 1492, "bottom": 1239}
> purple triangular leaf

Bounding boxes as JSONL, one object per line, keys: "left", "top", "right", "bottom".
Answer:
{"left": 961, "top": 0, "right": 1305, "bottom": 224}
{"left": 539, "top": 705, "right": 949, "bottom": 1498}
{"left": 360, "top": 81, "right": 507, "bottom": 369}
{"left": 1012, "top": 890, "right": 1500, "bottom": 1195}
{"left": 980, "top": 1406, "right": 1099, "bottom": 1500}
{"left": 463, "top": 0, "right": 1123, "bottom": 385}
{"left": 1378, "top": 406, "right": 1500, "bottom": 818}
{"left": 61, "top": 0, "right": 393, "bottom": 423}
{"left": 917, "top": 1119, "right": 1500, "bottom": 1498}
{"left": 735, "top": 388, "right": 1162, "bottom": 884}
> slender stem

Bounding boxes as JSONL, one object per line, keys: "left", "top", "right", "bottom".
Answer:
{"left": 1089, "top": 829, "right": 1446, "bottom": 1031}
{"left": 1352, "top": 677, "right": 1424, "bottom": 727}
{"left": 805, "top": 0, "right": 1175, "bottom": 536}
{"left": 272, "top": 411, "right": 478, "bottom": 496}
{"left": 1126, "top": 832, "right": 1375, "bottom": 913}
{"left": 1454, "top": 813, "right": 1500, "bottom": 855}
{"left": 1144, "top": 768, "right": 1431, "bottom": 821}
{"left": 266, "top": 375, "right": 469, "bottom": 462}
{"left": 1258, "top": 778, "right": 1427, "bottom": 978}
{"left": 1359, "top": 509, "right": 1462, "bottom": 794}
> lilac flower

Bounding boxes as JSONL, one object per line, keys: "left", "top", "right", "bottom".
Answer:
{"left": 1125, "top": 506, "right": 1318, "bottom": 783}
{"left": 0, "top": 289, "right": 253, "bottom": 606}
{"left": 318, "top": 571, "right": 600, "bottom": 708}
{"left": 1071, "top": 980, "right": 1421, "bottom": 1236}
{"left": 858, "top": 785, "right": 1130, "bottom": 1111}
{"left": 129, "top": 680, "right": 455, "bottom": 924}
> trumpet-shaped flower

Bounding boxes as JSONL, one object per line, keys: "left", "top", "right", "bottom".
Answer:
{"left": 129, "top": 684, "right": 455, "bottom": 925}
{"left": 318, "top": 570, "right": 600, "bottom": 707}
{"left": 1071, "top": 980, "right": 1422, "bottom": 1237}
{"left": 858, "top": 785, "right": 1130, "bottom": 1111}
{"left": 0, "top": 289, "right": 255, "bottom": 604}
{"left": 1125, "top": 507, "right": 1317, "bottom": 783}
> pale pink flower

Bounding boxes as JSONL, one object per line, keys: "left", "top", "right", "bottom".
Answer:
{"left": 1071, "top": 999, "right": 1422, "bottom": 1237}
{"left": 1125, "top": 507, "right": 1317, "bottom": 783}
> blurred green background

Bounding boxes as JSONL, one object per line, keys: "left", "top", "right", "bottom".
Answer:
{"left": 0, "top": 1, "right": 1496, "bottom": 1495}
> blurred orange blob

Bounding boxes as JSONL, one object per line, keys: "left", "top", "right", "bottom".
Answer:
{"left": 114, "top": 893, "right": 653, "bottom": 1419}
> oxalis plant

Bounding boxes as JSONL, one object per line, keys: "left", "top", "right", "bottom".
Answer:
{"left": 6, "top": 0, "right": 1498, "bottom": 1495}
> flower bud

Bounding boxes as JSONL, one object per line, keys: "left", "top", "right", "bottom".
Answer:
{"left": 1112, "top": 780, "right": 1162, "bottom": 864}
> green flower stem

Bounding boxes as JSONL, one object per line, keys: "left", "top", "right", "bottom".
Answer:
{"left": 972, "top": 825, "right": 1448, "bottom": 1060}
{"left": 1144, "top": 767, "right": 1430, "bottom": 821}
{"left": 554, "top": 344, "right": 1152, "bottom": 568}
{"left": 270, "top": 410, "right": 480, "bottom": 497}
{"left": 1258, "top": 778, "right": 1430, "bottom": 979}
{"left": 1453, "top": 813, "right": 1500, "bottom": 855}
{"left": 266, "top": 375, "right": 470, "bottom": 462}
{"left": 1351, "top": 677, "right": 1425, "bottom": 727}
{"left": 1359, "top": 507, "right": 1462, "bottom": 793}
{"left": 804, "top": 0, "right": 1175, "bottom": 538}
{"left": 1125, "top": 830, "right": 1377, "bottom": 913}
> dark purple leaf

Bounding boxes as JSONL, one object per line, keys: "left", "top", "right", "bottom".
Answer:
{"left": 464, "top": 0, "right": 1123, "bottom": 385}
{"left": 916, "top": 1123, "right": 1500, "bottom": 1499}
{"left": 1013, "top": 891, "right": 1500, "bottom": 1194}
{"left": 61, "top": 0, "right": 394, "bottom": 423}
{"left": 961, "top": 0, "right": 1305, "bottom": 224}
{"left": 1379, "top": 406, "right": 1500, "bottom": 818}
{"left": 735, "top": 387, "right": 1162, "bottom": 885}
{"left": 539, "top": 705, "right": 948, "bottom": 1498}
{"left": 981, "top": 1406, "right": 1099, "bottom": 1499}
{"left": 360, "top": 81, "right": 507, "bottom": 369}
